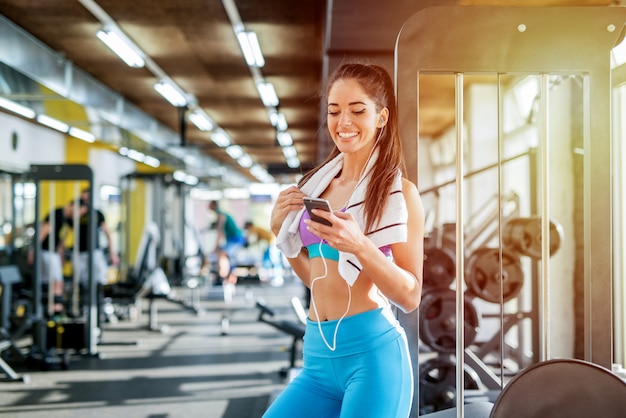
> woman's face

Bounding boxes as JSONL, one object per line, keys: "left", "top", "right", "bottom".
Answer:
{"left": 327, "top": 78, "right": 384, "bottom": 155}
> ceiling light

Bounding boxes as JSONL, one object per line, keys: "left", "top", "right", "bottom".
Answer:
{"left": 96, "top": 29, "right": 145, "bottom": 68}
{"left": 236, "top": 30, "right": 265, "bottom": 68}
{"left": 0, "top": 97, "right": 35, "bottom": 119}
{"left": 211, "top": 130, "right": 231, "bottom": 147}
{"left": 250, "top": 164, "right": 274, "bottom": 183}
{"left": 270, "top": 111, "right": 288, "bottom": 131}
{"left": 144, "top": 156, "right": 161, "bottom": 168}
{"left": 188, "top": 108, "right": 214, "bottom": 131}
{"left": 226, "top": 145, "right": 244, "bottom": 159}
{"left": 173, "top": 170, "right": 187, "bottom": 182}
{"left": 184, "top": 174, "right": 199, "bottom": 186}
{"left": 36, "top": 114, "right": 69, "bottom": 133}
{"left": 68, "top": 127, "right": 95, "bottom": 143}
{"left": 256, "top": 81, "right": 279, "bottom": 107}
{"left": 287, "top": 157, "right": 300, "bottom": 168}
{"left": 126, "top": 149, "right": 146, "bottom": 162}
{"left": 154, "top": 79, "right": 188, "bottom": 107}
{"left": 277, "top": 132, "right": 293, "bottom": 147}
{"left": 282, "top": 145, "right": 297, "bottom": 159}
{"left": 237, "top": 154, "right": 253, "bottom": 168}
{"left": 173, "top": 170, "right": 198, "bottom": 185}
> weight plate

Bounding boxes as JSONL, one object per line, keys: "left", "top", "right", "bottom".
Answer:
{"left": 419, "top": 356, "right": 482, "bottom": 415}
{"left": 503, "top": 216, "right": 564, "bottom": 259}
{"left": 419, "top": 288, "right": 480, "bottom": 354}
{"left": 465, "top": 247, "right": 524, "bottom": 303}
{"left": 423, "top": 246, "right": 456, "bottom": 289}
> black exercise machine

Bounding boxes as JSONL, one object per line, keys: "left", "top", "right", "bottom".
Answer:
{"left": 256, "top": 297, "right": 306, "bottom": 376}
{"left": 0, "top": 265, "right": 29, "bottom": 382}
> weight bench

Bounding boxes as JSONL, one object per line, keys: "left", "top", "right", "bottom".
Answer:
{"left": 420, "top": 358, "right": 626, "bottom": 418}
{"left": 256, "top": 298, "right": 306, "bottom": 374}
{"left": 490, "top": 358, "right": 626, "bottom": 418}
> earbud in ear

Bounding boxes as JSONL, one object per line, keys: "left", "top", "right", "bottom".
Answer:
{"left": 378, "top": 116, "right": 386, "bottom": 127}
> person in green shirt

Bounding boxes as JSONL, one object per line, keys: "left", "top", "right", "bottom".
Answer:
{"left": 208, "top": 200, "right": 246, "bottom": 287}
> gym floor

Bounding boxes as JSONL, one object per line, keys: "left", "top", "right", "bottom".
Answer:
{"left": 0, "top": 279, "right": 306, "bottom": 418}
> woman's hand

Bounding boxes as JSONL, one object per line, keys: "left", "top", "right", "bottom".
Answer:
{"left": 270, "top": 186, "right": 306, "bottom": 235}
{"left": 304, "top": 210, "right": 367, "bottom": 255}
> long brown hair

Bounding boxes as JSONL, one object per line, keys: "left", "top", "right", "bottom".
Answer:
{"left": 298, "top": 63, "right": 405, "bottom": 233}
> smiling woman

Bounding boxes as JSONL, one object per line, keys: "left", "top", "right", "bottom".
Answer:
{"left": 267, "top": 62, "right": 425, "bottom": 418}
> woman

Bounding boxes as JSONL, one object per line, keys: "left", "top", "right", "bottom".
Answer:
{"left": 266, "top": 62, "right": 425, "bottom": 418}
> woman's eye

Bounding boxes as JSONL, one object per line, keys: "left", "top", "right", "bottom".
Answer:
{"left": 328, "top": 111, "right": 339, "bottom": 116}
{"left": 353, "top": 109, "right": 366, "bottom": 115}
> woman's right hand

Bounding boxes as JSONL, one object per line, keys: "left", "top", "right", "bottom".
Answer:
{"left": 270, "top": 186, "right": 305, "bottom": 235}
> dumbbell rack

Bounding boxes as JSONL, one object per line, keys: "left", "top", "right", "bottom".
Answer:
{"left": 419, "top": 189, "right": 564, "bottom": 413}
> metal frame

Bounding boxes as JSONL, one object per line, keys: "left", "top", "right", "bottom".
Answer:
{"left": 29, "top": 164, "right": 97, "bottom": 355}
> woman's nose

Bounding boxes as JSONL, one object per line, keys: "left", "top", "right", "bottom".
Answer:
{"left": 339, "top": 113, "right": 353, "bottom": 126}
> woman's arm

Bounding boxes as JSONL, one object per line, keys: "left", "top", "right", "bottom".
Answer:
{"left": 355, "top": 179, "right": 424, "bottom": 312}
{"left": 270, "top": 185, "right": 311, "bottom": 285}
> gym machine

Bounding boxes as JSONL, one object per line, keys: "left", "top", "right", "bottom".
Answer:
{"left": 0, "top": 265, "right": 28, "bottom": 382}
{"left": 108, "top": 172, "right": 202, "bottom": 331}
{"left": 23, "top": 164, "right": 100, "bottom": 368}
{"left": 256, "top": 297, "right": 306, "bottom": 378}
{"left": 396, "top": 6, "right": 626, "bottom": 417}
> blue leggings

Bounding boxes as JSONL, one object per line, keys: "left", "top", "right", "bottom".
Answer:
{"left": 263, "top": 307, "right": 414, "bottom": 418}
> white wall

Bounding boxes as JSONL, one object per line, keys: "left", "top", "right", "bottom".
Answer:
{"left": 0, "top": 112, "right": 65, "bottom": 171}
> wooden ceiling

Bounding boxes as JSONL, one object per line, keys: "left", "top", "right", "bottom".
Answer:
{"left": 0, "top": 0, "right": 619, "bottom": 184}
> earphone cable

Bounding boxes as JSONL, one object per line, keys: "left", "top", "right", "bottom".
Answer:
{"left": 309, "top": 239, "right": 351, "bottom": 352}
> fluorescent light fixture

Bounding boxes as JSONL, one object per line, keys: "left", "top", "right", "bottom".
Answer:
{"left": 256, "top": 81, "right": 279, "bottom": 107}
{"left": 250, "top": 164, "right": 274, "bottom": 183}
{"left": 154, "top": 79, "right": 188, "bottom": 107}
{"left": 0, "top": 97, "right": 35, "bottom": 119}
{"left": 287, "top": 157, "right": 300, "bottom": 168}
{"left": 144, "top": 156, "right": 161, "bottom": 168}
{"left": 37, "top": 114, "right": 69, "bottom": 133}
{"left": 96, "top": 29, "right": 145, "bottom": 68}
{"left": 270, "top": 112, "right": 288, "bottom": 131}
{"left": 211, "top": 130, "right": 231, "bottom": 147}
{"left": 68, "top": 127, "right": 95, "bottom": 143}
{"left": 237, "top": 154, "right": 253, "bottom": 168}
{"left": 126, "top": 148, "right": 146, "bottom": 162}
{"left": 236, "top": 30, "right": 265, "bottom": 68}
{"left": 282, "top": 145, "right": 297, "bottom": 159}
{"left": 185, "top": 174, "right": 199, "bottom": 186}
{"left": 189, "top": 108, "right": 214, "bottom": 131}
{"left": 173, "top": 170, "right": 187, "bottom": 182}
{"left": 277, "top": 132, "right": 293, "bottom": 147}
{"left": 225, "top": 145, "right": 244, "bottom": 159}
{"left": 173, "top": 170, "right": 198, "bottom": 186}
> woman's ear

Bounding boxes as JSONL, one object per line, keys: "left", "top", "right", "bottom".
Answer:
{"left": 377, "top": 107, "right": 389, "bottom": 128}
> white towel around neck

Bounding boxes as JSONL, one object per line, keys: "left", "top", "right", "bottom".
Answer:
{"left": 275, "top": 151, "right": 408, "bottom": 286}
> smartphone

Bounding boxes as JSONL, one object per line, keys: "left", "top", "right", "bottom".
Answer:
{"left": 303, "top": 197, "right": 332, "bottom": 226}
